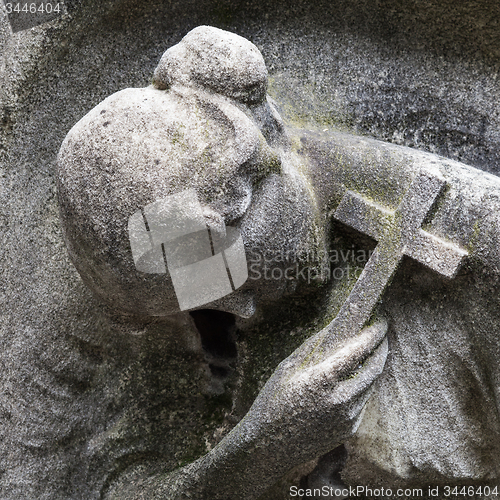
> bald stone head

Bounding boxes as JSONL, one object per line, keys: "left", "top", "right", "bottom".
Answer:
{"left": 57, "top": 26, "right": 320, "bottom": 320}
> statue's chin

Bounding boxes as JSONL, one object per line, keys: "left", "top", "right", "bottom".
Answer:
{"left": 195, "top": 289, "right": 257, "bottom": 319}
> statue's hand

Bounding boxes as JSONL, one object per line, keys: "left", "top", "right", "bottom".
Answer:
{"left": 243, "top": 317, "right": 389, "bottom": 463}
{"left": 104, "top": 319, "right": 388, "bottom": 500}
{"left": 180, "top": 318, "right": 390, "bottom": 499}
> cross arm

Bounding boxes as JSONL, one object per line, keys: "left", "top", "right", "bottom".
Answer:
{"left": 404, "top": 229, "right": 468, "bottom": 278}
{"left": 334, "top": 190, "right": 394, "bottom": 242}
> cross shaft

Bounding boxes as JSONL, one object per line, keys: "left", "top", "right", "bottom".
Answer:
{"left": 318, "top": 171, "right": 468, "bottom": 351}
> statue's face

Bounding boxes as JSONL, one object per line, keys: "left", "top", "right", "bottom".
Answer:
{"left": 173, "top": 99, "right": 323, "bottom": 318}
{"left": 195, "top": 163, "right": 322, "bottom": 318}
{"left": 57, "top": 25, "right": 327, "bottom": 321}
{"left": 57, "top": 86, "right": 324, "bottom": 321}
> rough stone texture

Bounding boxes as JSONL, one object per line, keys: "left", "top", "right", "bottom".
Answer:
{"left": 335, "top": 173, "right": 468, "bottom": 280}
{"left": 105, "top": 319, "right": 389, "bottom": 500}
{"left": 153, "top": 26, "right": 268, "bottom": 104}
{"left": 302, "top": 131, "right": 500, "bottom": 488}
{"left": 319, "top": 171, "right": 469, "bottom": 352}
{"left": 57, "top": 28, "right": 391, "bottom": 498}
{"left": 2, "top": 1, "right": 500, "bottom": 499}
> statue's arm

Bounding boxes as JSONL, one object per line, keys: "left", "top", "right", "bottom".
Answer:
{"left": 105, "top": 318, "right": 388, "bottom": 500}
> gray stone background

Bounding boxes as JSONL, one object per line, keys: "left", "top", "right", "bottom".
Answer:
{"left": 2, "top": 0, "right": 500, "bottom": 498}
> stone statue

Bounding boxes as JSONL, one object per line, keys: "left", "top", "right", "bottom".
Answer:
{"left": 56, "top": 26, "right": 500, "bottom": 499}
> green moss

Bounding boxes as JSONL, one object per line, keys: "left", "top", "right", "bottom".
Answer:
{"left": 175, "top": 393, "right": 233, "bottom": 468}
{"left": 467, "top": 219, "right": 482, "bottom": 254}
{"left": 267, "top": 76, "right": 356, "bottom": 133}
{"left": 203, "top": 392, "right": 233, "bottom": 425}
{"left": 210, "top": 3, "right": 237, "bottom": 27}
{"left": 176, "top": 444, "right": 206, "bottom": 469}
{"left": 171, "top": 129, "right": 184, "bottom": 146}
{"left": 236, "top": 285, "right": 334, "bottom": 411}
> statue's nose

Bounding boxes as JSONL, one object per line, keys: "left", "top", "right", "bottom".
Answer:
{"left": 201, "top": 206, "right": 227, "bottom": 243}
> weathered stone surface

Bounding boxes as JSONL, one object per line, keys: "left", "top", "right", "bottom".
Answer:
{"left": 2, "top": 1, "right": 500, "bottom": 499}
{"left": 302, "top": 131, "right": 500, "bottom": 486}
{"left": 56, "top": 28, "right": 392, "bottom": 499}
{"left": 153, "top": 26, "right": 268, "bottom": 104}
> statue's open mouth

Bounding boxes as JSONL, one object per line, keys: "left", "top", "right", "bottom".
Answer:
{"left": 189, "top": 309, "right": 237, "bottom": 379}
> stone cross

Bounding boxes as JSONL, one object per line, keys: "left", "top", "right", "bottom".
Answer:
{"left": 320, "top": 171, "right": 468, "bottom": 349}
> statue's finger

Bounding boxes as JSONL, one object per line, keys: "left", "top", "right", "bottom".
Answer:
{"left": 290, "top": 317, "right": 388, "bottom": 389}
{"left": 329, "top": 336, "right": 389, "bottom": 408}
